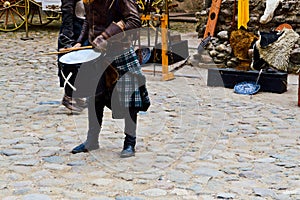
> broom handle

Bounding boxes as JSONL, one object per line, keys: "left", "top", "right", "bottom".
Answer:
{"left": 255, "top": 69, "right": 263, "bottom": 85}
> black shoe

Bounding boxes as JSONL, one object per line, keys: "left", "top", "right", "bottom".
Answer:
{"left": 71, "top": 143, "right": 99, "bottom": 154}
{"left": 120, "top": 145, "right": 135, "bottom": 158}
{"left": 71, "top": 143, "right": 88, "bottom": 154}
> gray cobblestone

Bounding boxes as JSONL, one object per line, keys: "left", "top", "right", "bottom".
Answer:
{"left": 0, "top": 25, "right": 299, "bottom": 199}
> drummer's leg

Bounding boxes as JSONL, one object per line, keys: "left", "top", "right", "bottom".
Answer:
{"left": 85, "top": 95, "right": 105, "bottom": 148}
{"left": 120, "top": 107, "right": 139, "bottom": 158}
{"left": 71, "top": 95, "right": 104, "bottom": 154}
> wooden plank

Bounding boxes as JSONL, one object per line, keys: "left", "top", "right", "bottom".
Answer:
{"left": 204, "top": 0, "right": 222, "bottom": 38}
{"left": 169, "top": 16, "right": 198, "bottom": 23}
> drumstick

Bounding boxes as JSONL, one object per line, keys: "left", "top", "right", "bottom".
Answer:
{"left": 41, "top": 45, "right": 93, "bottom": 55}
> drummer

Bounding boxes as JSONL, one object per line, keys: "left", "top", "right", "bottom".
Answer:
{"left": 57, "top": 0, "right": 88, "bottom": 112}
{"left": 70, "top": 0, "right": 150, "bottom": 158}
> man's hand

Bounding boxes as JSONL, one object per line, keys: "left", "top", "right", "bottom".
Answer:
{"left": 73, "top": 43, "right": 82, "bottom": 48}
{"left": 91, "top": 35, "right": 108, "bottom": 52}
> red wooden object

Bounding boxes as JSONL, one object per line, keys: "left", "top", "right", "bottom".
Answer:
{"left": 204, "top": 0, "right": 222, "bottom": 38}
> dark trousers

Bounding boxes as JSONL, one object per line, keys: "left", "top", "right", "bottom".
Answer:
{"left": 85, "top": 93, "right": 139, "bottom": 147}
{"left": 58, "top": 64, "right": 80, "bottom": 97}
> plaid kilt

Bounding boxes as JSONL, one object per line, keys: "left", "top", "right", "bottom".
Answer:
{"left": 112, "top": 47, "right": 146, "bottom": 108}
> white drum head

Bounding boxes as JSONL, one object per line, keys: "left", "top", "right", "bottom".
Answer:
{"left": 59, "top": 49, "right": 101, "bottom": 64}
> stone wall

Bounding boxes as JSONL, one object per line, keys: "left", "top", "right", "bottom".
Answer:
{"left": 195, "top": 0, "right": 300, "bottom": 72}
{"left": 171, "top": 0, "right": 205, "bottom": 13}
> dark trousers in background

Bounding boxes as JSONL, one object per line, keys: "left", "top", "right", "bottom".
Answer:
{"left": 57, "top": 17, "right": 87, "bottom": 97}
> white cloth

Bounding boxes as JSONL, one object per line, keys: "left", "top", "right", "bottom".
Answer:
{"left": 75, "top": 0, "right": 85, "bottom": 20}
{"left": 260, "top": 0, "right": 282, "bottom": 24}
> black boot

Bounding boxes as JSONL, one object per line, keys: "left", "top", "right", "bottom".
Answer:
{"left": 120, "top": 134, "right": 136, "bottom": 158}
{"left": 71, "top": 141, "right": 99, "bottom": 154}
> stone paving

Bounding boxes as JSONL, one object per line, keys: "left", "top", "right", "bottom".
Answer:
{"left": 0, "top": 24, "right": 300, "bottom": 200}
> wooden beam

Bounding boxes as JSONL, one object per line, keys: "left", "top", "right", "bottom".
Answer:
{"left": 204, "top": 0, "right": 222, "bottom": 38}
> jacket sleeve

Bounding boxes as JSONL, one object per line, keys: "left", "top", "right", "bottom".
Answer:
{"left": 76, "top": 19, "right": 89, "bottom": 44}
{"left": 119, "top": 0, "right": 141, "bottom": 31}
{"left": 103, "top": 0, "right": 141, "bottom": 38}
{"left": 61, "top": 0, "right": 76, "bottom": 37}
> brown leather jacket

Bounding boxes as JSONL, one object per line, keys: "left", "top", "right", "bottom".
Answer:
{"left": 77, "top": 0, "right": 141, "bottom": 48}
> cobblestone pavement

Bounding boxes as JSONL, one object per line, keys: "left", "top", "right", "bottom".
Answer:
{"left": 0, "top": 24, "right": 300, "bottom": 200}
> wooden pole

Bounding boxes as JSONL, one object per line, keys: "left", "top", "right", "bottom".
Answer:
{"left": 161, "top": 13, "right": 174, "bottom": 81}
{"left": 161, "top": 0, "right": 174, "bottom": 81}
{"left": 21, "top": 0, "right": 33, "bottom": 40}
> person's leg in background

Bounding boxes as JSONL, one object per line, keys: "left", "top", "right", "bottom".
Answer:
{"left": 60, "top": 64, "right": 87, "bottom": 112}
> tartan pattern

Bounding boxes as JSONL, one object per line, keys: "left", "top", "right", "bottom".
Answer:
{"left": 112, "top": 47, "right": 145, "bottom": 108}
